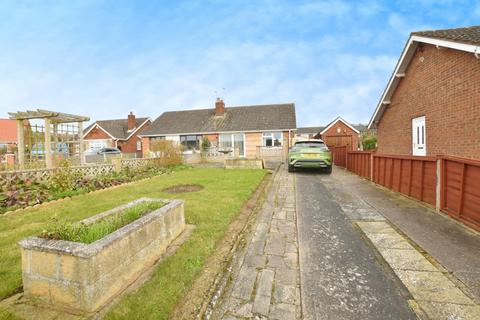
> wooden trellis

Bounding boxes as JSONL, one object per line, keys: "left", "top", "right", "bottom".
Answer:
{"left": 8, "top": 109, "right": 89, "bottom": 169}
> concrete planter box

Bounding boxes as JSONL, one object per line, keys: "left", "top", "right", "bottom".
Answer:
{"left": 18, "top": 198, "right": 185, "bottom": 314}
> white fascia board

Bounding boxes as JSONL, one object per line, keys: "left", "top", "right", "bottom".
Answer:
{"left": 320, "top": 117, "right": 360, "bottom": 135}
{"left": 124, "top": 118, "right": 151, "bottom": 140}
{"left": 411, "top": 35, "right": 480, "bottom": 53}
{"left": 138, "top": 128, "right": 295, "bottom": 137}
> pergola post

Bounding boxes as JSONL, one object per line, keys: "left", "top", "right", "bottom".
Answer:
{"left": 16, "top": 120, "right": 25, "bottom": 170}
{"left": 44, "top": 118, "right": 53, "bottom": 168}
{"left": 53, "top": 123, "right": 58, "bottom": 165}
{"left": 78, "top": 121, "right": 85, "bottom": 165}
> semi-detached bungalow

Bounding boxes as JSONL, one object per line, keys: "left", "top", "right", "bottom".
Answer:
{"left": 139, "top": 99, "right": 297, "bottom": 160}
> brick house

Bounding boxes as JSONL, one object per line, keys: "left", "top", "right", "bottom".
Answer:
{"left": 139, "top": 99, "right": 297, "bottom": 160}
{"left": 368, "top": 26, "right": 480, "bottom": 159}
{"left": 83, "top": 113, "right": 151, "bottom": 155}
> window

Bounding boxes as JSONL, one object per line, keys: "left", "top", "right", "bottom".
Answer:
{"left": 219, "top": 134, "right": 233, "bottom": 150}
{"left": 136, "top": 140, "right": 142, "bottom": 151}
{"left": 150, "top": 136, "right": 165, "bottom": 141}
{"left": 262, "top": 132, "right": 282, "bottom": 147}
{"left": 219, "top": 133, "right": 245, "bottom": 157}
{"left": 180, "top": 135, "right": 202, "bottom": 150}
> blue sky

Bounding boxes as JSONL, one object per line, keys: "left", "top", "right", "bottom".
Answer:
{"left": 0, "top": 0, "right": 479, "bottom": 126}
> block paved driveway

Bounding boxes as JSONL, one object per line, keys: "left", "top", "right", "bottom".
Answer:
{"left": 210, "top": 166, "right": 479, "bottom": 319}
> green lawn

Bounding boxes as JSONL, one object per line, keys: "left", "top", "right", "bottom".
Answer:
{"left": 0, "top": 167, "right": 266, "bottom": 319}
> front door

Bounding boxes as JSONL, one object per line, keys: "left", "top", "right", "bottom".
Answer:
{"left": 233, "top": 134, "right": 245, "bottom": 157}
{"left": 412, "top": 116, "right": 426, "bottom": 156}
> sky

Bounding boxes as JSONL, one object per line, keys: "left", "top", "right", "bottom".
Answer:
{"left": 0, "top": 0, "right": 479, "bottom": 127}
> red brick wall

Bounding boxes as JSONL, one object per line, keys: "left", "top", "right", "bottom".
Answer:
{"left": 377, "top": 44, "right": 480, "bottom": 159}
{"left": 320, "top": 121, "right": 359, "bottom": 150}
{"left": 84, "top": 127, "right": 110, "bottom": 140}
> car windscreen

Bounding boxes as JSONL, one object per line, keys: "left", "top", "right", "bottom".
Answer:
{"left": 293, "top": 142, "right": 327, "bottom": 149}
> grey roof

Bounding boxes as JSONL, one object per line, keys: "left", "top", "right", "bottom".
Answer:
{"left": 352, "top": 124, "right": 368, "bottom": 133}
{"left": 84, "top": 117, "right": 149, "bottom": 139}
{"left": 296, "top": 126, "right": 324, "bottom": 135}
{"left": 412, "top": 25, "right": 480, "bottom": 46}
{"left": 141, "top": 103, "right": 296, "bottom": 136}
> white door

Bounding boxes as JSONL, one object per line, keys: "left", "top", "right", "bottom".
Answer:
{"left": 412, "top": 116, "right": 426, "bottom": 156}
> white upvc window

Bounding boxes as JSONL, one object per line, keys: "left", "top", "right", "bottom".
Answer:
{"left": 219, "top": 133, "right": 245, "bottom": 157}
{"left": 136, "top": 140, "right": 142, "bottom": 151}
{"left": 412, "top": 116, "right": 426, "bottom": 156}
{"left": 262, "top": 132, "right": 282, "bottom": 147}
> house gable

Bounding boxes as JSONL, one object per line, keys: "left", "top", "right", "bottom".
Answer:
{"left": 376, "top": 42, "right": 480, "bottom": 158}
{"left": 84, "top": 125, "right": 114, "bottom": 140}
{"left": 369, "top": 26, "right": 480, "bottom": 128}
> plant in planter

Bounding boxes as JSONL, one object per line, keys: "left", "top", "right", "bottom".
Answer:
{"left": 19, "top": 198, "right": 185, "bottom": 314}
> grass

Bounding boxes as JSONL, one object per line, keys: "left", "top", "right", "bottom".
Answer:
{"left": 0, "top": 167, "right": 266, "bottom": 319}
{"left": 40, "top": 201, "right": 165, "bottom": 244}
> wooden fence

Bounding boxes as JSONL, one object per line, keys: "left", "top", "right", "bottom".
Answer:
{"left": 344, "top": 151, "right": 480, "bottom": 230}
{"left": 372, "top": 155, "right": 437, "bottom": 206}
{"left": 346, "top": 151, "right": 372, "bottom": 179}
{"left": 440, "top": 156, "right": 480, "bottom": 230}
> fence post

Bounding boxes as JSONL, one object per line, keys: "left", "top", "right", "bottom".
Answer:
{"left": 113, "top": 158, "right": 122, "bottom": 173}
{"left": 435, "top": 158, "right": 441, "bottom": 212}
{"left": 370, "top": 152, "right": 374, "bottom": 181}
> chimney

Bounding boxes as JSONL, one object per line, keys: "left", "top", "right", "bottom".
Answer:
{"left": 127, "top": 112, "right": 136, "bottom": 131}
{"left": 215, "top": 98, "right": 226, "bottom": 116}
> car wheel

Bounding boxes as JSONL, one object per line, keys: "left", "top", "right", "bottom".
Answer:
{"left": 324, "top": 166, "right": 332, "bottom": 174}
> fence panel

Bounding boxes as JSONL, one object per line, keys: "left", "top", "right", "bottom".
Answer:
{"left": 441, "top": 156, "right": 480, "bottom": 230}
{"left": 372, "top": 155, "right": 437, "bottom": 206}
{"left": 346, "top": 151, "right": 372, "bottom": 179}
{"left": 331, "top": 146, "right": 347, "bottom": 168}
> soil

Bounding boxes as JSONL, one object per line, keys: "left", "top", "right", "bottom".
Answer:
{"left": 168, "top": 170, "right": 274, "bottom": 320}
{"left": 162, "top": 184, "right": 204, "bottom": 193}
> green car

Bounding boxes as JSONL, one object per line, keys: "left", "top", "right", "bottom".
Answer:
{"left": 287, "top": 139, "right": 332, "bottom": 173}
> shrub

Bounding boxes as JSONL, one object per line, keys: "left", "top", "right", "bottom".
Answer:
{"left": 49, "top": 160, "right": 81, "bottom": 192}
{"left": 150, "top": 140, "right": 183, "bottom": 166}
{"left": 362, "top": 132, "right": 377, "bottom": 150}
{"left": 200, "top": 137, "right": 211, "bottom": 152}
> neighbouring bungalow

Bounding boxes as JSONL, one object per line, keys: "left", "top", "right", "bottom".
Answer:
{"left": 83, "top": 112, "right": 151, "bottom": 156}
{"left": 139, "top": 99, "right": 297, "bottom": 160}
{"left": 368, "top": 25, "right": 480, "bottom": 159}
{"left": 297, "top": 117, "right": 367, "bottom": 150}
{"left": 294, "top": 126, "right": 324, "bottom": 140}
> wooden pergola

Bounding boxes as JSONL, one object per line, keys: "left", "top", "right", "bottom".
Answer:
{"left": 8, "top": 109, "right": 90, "bottom": 169}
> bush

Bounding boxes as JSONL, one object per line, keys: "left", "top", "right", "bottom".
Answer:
{"left": 49, "top": 160, "right": 80, "bottom": 192}
{"left": 200, "top": 137, "right": 211, "bottom": 152}
{"left": 362, "top": 132, "right": 377, "bottom": 150}
{"left": 150, "top": 140, "right": 183, "bottom": 166}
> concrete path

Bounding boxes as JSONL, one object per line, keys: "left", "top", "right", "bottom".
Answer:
{"left": 210, "top": 168, "right": 301, "bottom": 319}
{"left": 324, "top": 168, "right": 480, "bottom": 303}
{"left": 296, "top": 172, "right": 416, "bottom": 320}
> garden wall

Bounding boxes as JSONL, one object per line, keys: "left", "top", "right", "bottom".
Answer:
{"left": 18, "top": 198, "right": 185, "bottom": 314}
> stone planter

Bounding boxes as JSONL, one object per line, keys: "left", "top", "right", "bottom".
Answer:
{"left": 225, "top": 159, "right": 264, "bottom": 169}
{"left": 18, "top": 197, "right": 185, "bottom": 314}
